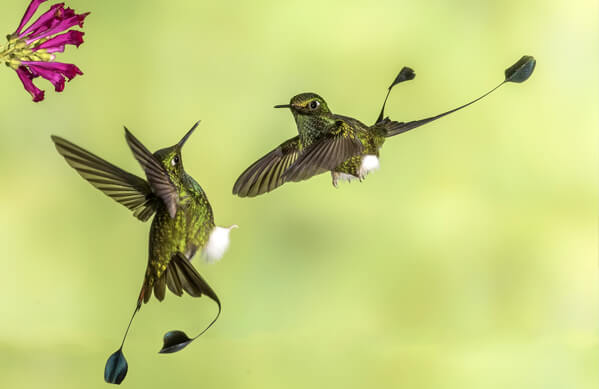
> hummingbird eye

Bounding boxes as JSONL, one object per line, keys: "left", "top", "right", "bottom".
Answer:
{"left": 309, "top": 100, "right": 320, "bottom": 110}
{"left": 171, "top": 155, "right": 180, "bottom": 167}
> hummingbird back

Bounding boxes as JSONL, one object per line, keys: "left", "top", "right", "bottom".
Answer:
{"left": 141, "top": 174, "right": 215, "bottom": 303}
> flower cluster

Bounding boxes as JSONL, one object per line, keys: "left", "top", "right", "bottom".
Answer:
{"left": 0, "top": 0, "right": 89, "bottom": 102}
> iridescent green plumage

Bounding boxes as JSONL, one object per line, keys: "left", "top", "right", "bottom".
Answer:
{"left": 233, "top": 91, "right": 406, "bottom": 195}
{"left": 52, "top": 122, "right": 223, "bottom": 304}
{"left": 233, "top": 56, "right": 536, "bottom": 197}
{"left": 52, "top": 121, "right": 234, "bottom": 383}
{"left": 137, "top": 135, "right": 216, "bottom": 303}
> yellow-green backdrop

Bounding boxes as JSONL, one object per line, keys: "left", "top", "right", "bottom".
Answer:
{"left": 1, "top": 0, "right": 596, "bottom": 388}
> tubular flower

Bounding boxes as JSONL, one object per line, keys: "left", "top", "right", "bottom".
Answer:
{"left": 0, "top": 0, "right": 89, "bottom": 102}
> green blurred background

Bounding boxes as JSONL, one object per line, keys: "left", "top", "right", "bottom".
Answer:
{"left": 1, "top": 0, "right": 596, "bottom": 388}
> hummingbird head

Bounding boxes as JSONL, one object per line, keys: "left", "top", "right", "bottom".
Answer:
{"left": 152, "top": 121, "right": 199, "bottom": 177}
{"left": 274, "top": 93, "right": 331, "bottom": 116}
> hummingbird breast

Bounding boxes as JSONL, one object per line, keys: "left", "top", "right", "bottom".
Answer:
{"left": 296, "top": 114, "right": 334, "bottom": 148}
{"left": 147, "top": 180, "right": 215, "bottom": 279}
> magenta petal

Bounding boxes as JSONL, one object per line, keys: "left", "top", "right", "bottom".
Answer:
{"left": 15, "top": 66, "right": 45, "bottom": 102}
{"left": 15, "top": 0, "right": 49, "bottom": 35}
{"left": 22, "top": 61, "right": 83, "bottom": 80}
{"left": 20, "top": 3, "right": 64, "bottom": 38}
{"left": 26, "top": 12, "right": 90, "bottom": 43}
{"left": 62, "top": 7, "right": 76, "bottom": 19}
{"left": 25, "top": 6, "right": 79, "bottom": 40}
{"left": 28, "top": 64, "right": 65, "bottom": 91}
{"left": 35, "top": 30, "right": 84, "bottom": 53}
{"left": 27, "top": 16, "right": 62, "bottom": 40}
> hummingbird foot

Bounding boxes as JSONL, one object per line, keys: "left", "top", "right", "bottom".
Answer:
{"left": 331, "top": 172, "right": 340, "bottom": 188}
{"left": 331, "top": 171, "right": 360, "bottom": 186}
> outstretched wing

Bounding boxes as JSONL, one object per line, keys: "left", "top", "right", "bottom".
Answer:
{"left": 124, "top": 128, "right": 179, "bottom": 218}
{"left": 282, "top": 120, "right": 364, "bottom": 182}
{"left": 233, "top": 136, "right": 300, "bottom": 197}
{"left": 51, "top": 135, "right": 158, "bottom": 222}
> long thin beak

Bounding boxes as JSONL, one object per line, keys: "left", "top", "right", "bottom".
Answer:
{"left": 178, "top": 120, "right": 200, "bottom": 148}
{"left": 273, "top": 104, "right": 291, "bottom": 109}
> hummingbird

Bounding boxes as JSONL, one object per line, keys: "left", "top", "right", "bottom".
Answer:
{"left": 51, "top": 121, "right": 237, "bottom": 384}
{"left": 233, "top": 56, "right": 536, "bottom": 197}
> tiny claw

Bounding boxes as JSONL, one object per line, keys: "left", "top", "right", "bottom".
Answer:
{"left": 331, "top": 172, "right": 339, "bottom": 188}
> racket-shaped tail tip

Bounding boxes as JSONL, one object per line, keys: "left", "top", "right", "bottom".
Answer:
{"left": 159, "top": 330, "right": 193, "bottom": 354}
{"left": 505, "top": 55, "right": 536, "bottom": 83}
{"left": 104, "top": 348, "right": 128, "bottom": 385}
{"left": 390, "top": 66, "right": 415, "bottom": 89}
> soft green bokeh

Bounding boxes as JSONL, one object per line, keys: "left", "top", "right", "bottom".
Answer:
{"left": 1, "top": 0, "right": 596, "bottom": 388}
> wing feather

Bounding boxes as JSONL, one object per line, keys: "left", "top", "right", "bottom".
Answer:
{"left": 283, "top": 122, "right": 363, "bottom": 182}
{"left": 124, "top": 128, "right": 179, "bottom": 218}
{"left": 233, "top": 136, "right": 300, "bottom": 197}
{"left": 51, "top": 135, "right": 157, "bottom": 222}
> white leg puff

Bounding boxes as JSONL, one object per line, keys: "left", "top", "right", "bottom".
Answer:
{"left": 359, "top": 155, "right": 380, "bottom": 178}
{"left": 202, "top": 224, "right": 238, "bottom": 264}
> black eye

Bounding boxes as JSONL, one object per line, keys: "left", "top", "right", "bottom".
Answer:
{"left": 171, "top": 155, "right": 179, "bottom": 167}
{"left": 309, "top": 100, "right": 320, "bottom": 110}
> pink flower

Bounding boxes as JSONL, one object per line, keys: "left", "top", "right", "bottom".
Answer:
{"left": 1, "top": 0, "right": 89, "bottom": 102}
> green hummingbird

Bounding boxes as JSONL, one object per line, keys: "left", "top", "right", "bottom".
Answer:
{"left": 51, "top": 121, "right": 237, "bottom": 384}
{"left": 233, "top": 56, "right": 536, "bottom": 197}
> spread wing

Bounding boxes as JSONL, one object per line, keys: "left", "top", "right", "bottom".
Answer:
{"left": 282, "top": 120, "right": 364, "bottom": 182}
{"left": 232, "top": 136, "right": 300, "bottom": 197}
{"left": 124, "top": 128, "right": 179, "bottom": 218}
{"left": 51, "top": 135, "right": 158, "bottom": 222}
